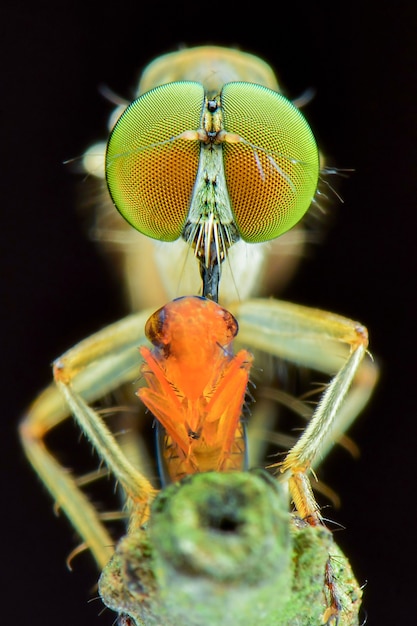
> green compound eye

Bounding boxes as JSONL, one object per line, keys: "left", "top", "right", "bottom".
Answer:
{"left": 105, "top": 80, "right": 319, "bottom": 246}
{"left": 106, "top": 81, "right": 204, "bottom": 241}
{"left": 220, "top": 82, "right": 319, "bottom": 243}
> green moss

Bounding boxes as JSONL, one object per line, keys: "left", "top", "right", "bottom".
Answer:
{"left": 99, "top": 471, "right": 362, "bottom": 625}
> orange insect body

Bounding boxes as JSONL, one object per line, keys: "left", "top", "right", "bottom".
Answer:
{"left": 138, "top": 296, "right": 253, "bottom": 481}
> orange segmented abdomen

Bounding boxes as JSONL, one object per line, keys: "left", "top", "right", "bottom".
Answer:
{"left": 137, "top": 296, "right": 253, "bottom": 483}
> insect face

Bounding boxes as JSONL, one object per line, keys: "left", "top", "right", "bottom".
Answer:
{"left": 106, "top": 49, "right": 319, "bottom": 299}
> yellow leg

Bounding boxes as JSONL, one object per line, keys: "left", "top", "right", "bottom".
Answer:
{"left": 20, "top": 383, "right": 114, "bottom": 569}
{"left": 19, "top": 310, "right": 157, "bottom": 568}
{"left": 231, "top": 298, "right": 378, "bottom": 523}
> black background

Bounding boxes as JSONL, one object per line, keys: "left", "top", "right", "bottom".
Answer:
{"left": 2, "top": 2, "right": 416, "bottom": 625}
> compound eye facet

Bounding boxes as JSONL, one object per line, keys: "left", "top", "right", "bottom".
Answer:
{"left": 221, "top": 82, "right": 319, "bottom": 243}
{"left": 105, "top": 81, "right": 204, "bottom": 241}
